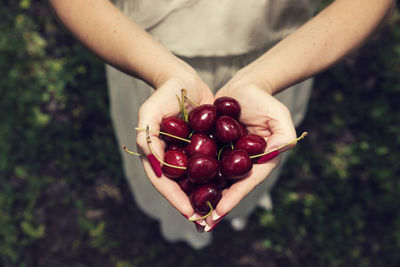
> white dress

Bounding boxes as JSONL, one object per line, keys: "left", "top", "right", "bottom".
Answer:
{"left": 107, "top": 0, "right": 321, "bottom": 249}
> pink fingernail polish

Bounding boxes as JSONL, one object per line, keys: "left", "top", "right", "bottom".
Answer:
{"left": 147, "top": 154, "right": 162, "bottom": 177}
{"left": 257, "top": 150, "right": 280, "bottom": 164}
{"left": 180, "top": 213, "right": 189, "bottom": 219}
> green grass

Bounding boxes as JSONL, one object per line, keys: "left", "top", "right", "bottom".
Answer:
{"left": 1, "top": 1, "right": 399, "bottom": 267}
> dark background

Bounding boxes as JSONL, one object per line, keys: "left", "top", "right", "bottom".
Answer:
{"left": 1, "top": 1, "right": 399, "bottom": 266}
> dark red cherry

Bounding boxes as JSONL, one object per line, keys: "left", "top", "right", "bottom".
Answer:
{"left": 186, "top": 154, "right": 218, "bottom": 184}
{"left": 221, "top": 149, "right": 252, "bottom": 179}
{"left": 176, "top": 175, "right": 194, "bottom": 195}
{"left": 214, "top": 96, "right": 241, "bottom": 119}
{"left": 190, "top": 183, "right": 222, "bottom": 215}
{"left": 218, "top": 146, "right": 233, "bottom": 160}
{"left": 161, "top": 150, "right": 188, "bottom": 179}
{"left": 235, "top": 134, "right": 266, "bottom": 156}
{"left": 237, "top": 122, "right": 248, "bottom": 137}
{"left": 188, "top": 104, "right": 217, "bottom": 134}
{"left": 160, "top": 117, "right": 190, "bottom": 144}
{"left": 165, "top": 144, "right": 186, "bottom": 154}
{"left": 214, "top": 169, "right": 228, "bottom": 189}
{"left": 215, "top": 115, "right": 241, "bottom": 144}
{"left": 185, "top": 133, "right": 218, "bottom": 158}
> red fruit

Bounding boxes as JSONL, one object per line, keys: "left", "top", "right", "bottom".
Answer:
{"left": 185, "top": 133, "right": 218, "bottom": 158}
{"left": 214, "top": 96, "right": 241, "bottom": 119}
{"left": 165, "top": 144, "right": 186, "bottom": 154}
{"left": 221, "top": 149, "right": 252, "bottom": 179}
{"left": 237, "top": 122, "right": 248, "bottom": 137}
{"left": 190, "top": 183, "right": 222, "bottom": 215}
{"left": 176, "top": 175, "right": 194, "bottom": 195}
{"left": 160, "top": 117, "right": 190, "bottom": 144}
{"left": 188, "top": 104, "right": 217, "bottom": 134}
{"left": 215, "top": 115, "right": 241, "bottom": 144}
{"left": 218, "top": 146, "right": 233, "bottom": 160}
{"left": 214, "top": 170, "right": 228, "bottom": 189}
{"left": 161, "top": 150, "right": 188, "bottom": 179}
{"left": 235, "top": 134, "right": 266, "bottom": 156}
{"left": 187, "top": 154, "right": 219, "bottom": 184}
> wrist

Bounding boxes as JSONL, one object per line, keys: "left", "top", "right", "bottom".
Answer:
{"left": 151, "top": 57, "right": 199, "bottom": 89}
{"left": 227, "top": 66, "right": 275, "bottom": 95}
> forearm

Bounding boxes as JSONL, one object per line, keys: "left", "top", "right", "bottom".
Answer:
{"left": 49, "top": 0, "right": 194, "bottom": 88}
{"left": 232, "top": 0, "right": 395, "bottom": 95}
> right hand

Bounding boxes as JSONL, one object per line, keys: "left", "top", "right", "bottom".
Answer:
{"left": 136, "top": 72, "right": 214, "bottom": 222}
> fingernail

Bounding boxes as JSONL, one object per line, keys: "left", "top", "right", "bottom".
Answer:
{"left": 188, "top": 214, "right": 207, "bottom": 226}
{"left": 196, "top": 220, "right": 207, "bottom": 227}
{"left": 147, "top": 154, "right": 162, "bottom": 177}
{"left": 257, "top": 150, "right": 280, "bottom": 164}
{"left": 211, "top": 211, "right": 227, "bottom": 221}
{"left": 180, "top": 213, "right": 189, "bottom": 219}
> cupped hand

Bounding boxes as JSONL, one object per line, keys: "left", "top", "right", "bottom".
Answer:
{"left": 206, "top": 83, "right": 297, "bottom": 229}
{"left": 136, "top": 74, "right": 214, "bottom": 224}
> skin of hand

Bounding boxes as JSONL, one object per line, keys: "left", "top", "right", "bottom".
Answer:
{"left": 204, "top": 83, "right": 297, "bottom": 228}
{"left": 136, "top": 75, "right": 214, "bottom": 225}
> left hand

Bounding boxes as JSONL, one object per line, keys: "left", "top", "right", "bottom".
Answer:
{"left": 206, "top": 82, "right": 297, "bottom": 229}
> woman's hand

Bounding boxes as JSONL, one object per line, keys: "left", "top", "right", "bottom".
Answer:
{"left": 206, "top": 82, "right": 297, "bottom": 229}
{"left": 136, "top": 72, "right": 214, "bottom": 224}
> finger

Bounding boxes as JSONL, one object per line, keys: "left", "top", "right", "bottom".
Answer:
{"left": 136, "top": 102, "right": 195, "bottom": 217}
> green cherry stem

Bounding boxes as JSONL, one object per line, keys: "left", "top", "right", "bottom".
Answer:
{"left": 180, "top": 89, "right": 189, "bottom": 122}
{"left": 135, "top": 127, "right": 191, "bottom": 143}
{"left": 249, "top": 132, "right": 308, "bottom": 159}
{"left": 122, "top": 146, "right": 142, "bottom": 157}
{"left": 146, "top": 125, "right": 187, "bottom": 170}
{"left": 189, "top": 201, "right": 213, "bottom": 222}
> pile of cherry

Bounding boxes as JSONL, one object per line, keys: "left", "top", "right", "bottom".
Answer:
{"left": 161, "top": 96, "right": 265, "bottom": 217}
{"left": 125, "top": 92, "right": 307, "bottom": 221}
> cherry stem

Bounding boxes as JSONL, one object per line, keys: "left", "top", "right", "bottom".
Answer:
{"left": 181, "top": 89, "right": 189, "bottom": 122}
{"left": 146, "top": 125, "right": 187, "bottom": 170}
{"left": 122, "top": 146, "right": 142, "bottom": 157}
{"left": 176, "top": 94, "right": 185, "bottom": 121}
{"left": 181, "top": 88, "right": 199, "bottom": 107}
{"left": 184, "top": 96, "right": 199, "bottom": 107}
{"left": 249, "top": 132, "right": 309, "bottom": 159}
{"left": 189, "top": 201, "right": 213, "bottom": 221}
{"left": 135, "top": 127, "right": 191, "bottom": 143}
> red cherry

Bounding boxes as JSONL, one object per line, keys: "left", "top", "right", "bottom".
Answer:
{"left": 161, "top": 150, "right": 188, "bottom": 179}
{"left": 218, "top": 146, "right": 233, "bottom": 160}
{"left": 221, "top": 149, "right": 252, "bottom": 179}
{"left": 214, "top": 96, "right": 241, "bottom": 119}
{"left": 190, "top": 183, "right": 222, "bottom": 215}
{"left": 160, "top": 117, "right": 190, "bottom": 144}
{"left": 214, "top": 170, "right": 228, "bottom": 189}
{"left": 176, "top": 175, "right": 194, "bottom": 195}
{"left": 165, "top": 144, "right": 186, "bottom": 154}
{"left": 186, "top": 154, "right": 218, "bottom": 184}
{"left": 237, "top": 122, "right": 248, "bottom": 137}
{"left": 215, "top": 115, "right": 241, "bottom": 144}
{"left": 185, "top": 133, "right": 218, "bottom": 158}
{"left": 235, "top": 134, "right": 266, "bottom": 156}
{"left": 188, "top": 104, "right": 217, "bottom": 134}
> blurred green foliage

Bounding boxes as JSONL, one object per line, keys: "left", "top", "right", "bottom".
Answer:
{"left": 0, "top": 1, "right": 399, "bottom": 267}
